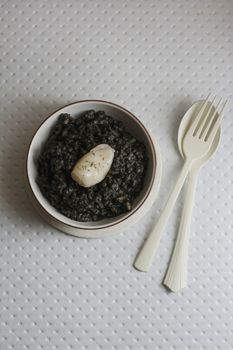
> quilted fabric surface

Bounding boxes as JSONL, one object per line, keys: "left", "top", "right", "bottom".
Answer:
{"left": 0, "top": 0, "right": 233, "bottom": 349}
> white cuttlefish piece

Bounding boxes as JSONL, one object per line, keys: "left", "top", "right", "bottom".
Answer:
{"left": 71, "top": 144, "right": 115, "bottom": 188}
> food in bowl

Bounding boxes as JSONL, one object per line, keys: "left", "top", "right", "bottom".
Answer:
{"left": 36, "top": 110, "right": 148, "bottom": 222}
{"left": 71, "top": 143, "right": 115, "bottom": 187}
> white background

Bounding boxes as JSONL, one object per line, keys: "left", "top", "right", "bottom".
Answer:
{"left": 0, "top": 0, "right": 233, "bottom": 349}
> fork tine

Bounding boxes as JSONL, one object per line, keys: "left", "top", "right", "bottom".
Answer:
{"left": 200, "top": 97, "right": 222, "bottom": 139}
{"left": 188, "top": 95, "right": 210, "bottom": 136}
{"left": 204, "top": 100, "right": 227, "bottom": 143}
{"left": 198, "top": 95, "right": 217, "bottom": 138}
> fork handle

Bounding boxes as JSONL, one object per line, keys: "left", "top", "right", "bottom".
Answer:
{"left": 134, "top": 159, "right": 192, "bottom": 272}
{"left": 163, "top": 168, "right": 199, "bottom": 292}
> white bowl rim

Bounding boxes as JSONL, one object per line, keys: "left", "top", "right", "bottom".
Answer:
{"left": 26, "top": 99, "right": 158, "bottom": 231}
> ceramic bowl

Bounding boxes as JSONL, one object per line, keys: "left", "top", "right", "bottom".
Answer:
{"left": 26, "top": 100, "right": 162, "bottom": 238}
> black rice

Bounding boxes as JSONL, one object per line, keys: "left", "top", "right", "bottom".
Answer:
{"left": 36, "top": 110, "right": 148, "bottom": 222}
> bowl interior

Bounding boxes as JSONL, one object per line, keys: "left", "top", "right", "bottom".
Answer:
{"left": 27, "top": 101, "right": 156, "bottom": 229}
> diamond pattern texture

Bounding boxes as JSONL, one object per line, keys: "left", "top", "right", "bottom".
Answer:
{"left": 0, "top": 0, "right": 233, "bottom": 349}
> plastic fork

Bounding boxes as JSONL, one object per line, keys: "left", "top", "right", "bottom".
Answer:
{"left": 134, "top": 96, "right": 227, "bottom": 272}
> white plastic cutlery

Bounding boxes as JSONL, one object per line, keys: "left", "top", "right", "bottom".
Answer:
{"left": 163, "top": 101, "right": 221, "bottom": 292}
{"left": 134, "top": 96, "right": 227, "bottom": 272}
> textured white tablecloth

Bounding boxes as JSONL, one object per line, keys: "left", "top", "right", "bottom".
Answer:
{"left": 0, "top": 0, "right": 233, "bottom": 349}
